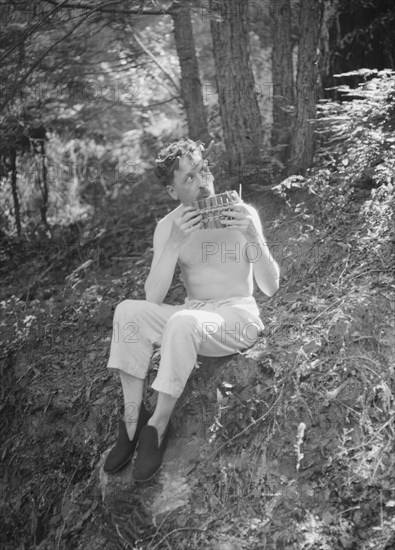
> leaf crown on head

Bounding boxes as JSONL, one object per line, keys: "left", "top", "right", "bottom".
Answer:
{"left": 154, "top": 138, "right": 205, "bottom": 187}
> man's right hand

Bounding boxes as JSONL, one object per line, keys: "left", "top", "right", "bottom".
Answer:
{"left": 169, "top": 206, "right": 202, "bottom": 246}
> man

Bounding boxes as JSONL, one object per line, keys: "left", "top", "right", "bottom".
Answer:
{"left": 104, "top": 138, "right": 279, "bottom": 481}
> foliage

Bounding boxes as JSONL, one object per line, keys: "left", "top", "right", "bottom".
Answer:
{"left": 332, "top": 0, "right": 395, "bottom": 74}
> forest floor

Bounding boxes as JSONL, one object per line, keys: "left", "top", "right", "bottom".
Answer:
{"left": 1, "top": 76, "right": 395, "bottom": 550}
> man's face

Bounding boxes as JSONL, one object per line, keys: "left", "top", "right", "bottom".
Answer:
{"left": 166, "top": 148, "right": 215, "bottom": 205}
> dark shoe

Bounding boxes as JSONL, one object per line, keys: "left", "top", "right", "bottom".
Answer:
{"left": 132, "top": 424, "right": 170, "bottom": 482}
{"left": 104, "top": 403, "right": 151, "bottom": 474}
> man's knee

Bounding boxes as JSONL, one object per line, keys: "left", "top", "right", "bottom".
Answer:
{"left": 165, "top": 310, "right": 202, "bottom": 336}
{"left": 114, "top": 299, "right": 149, "bottom": 322}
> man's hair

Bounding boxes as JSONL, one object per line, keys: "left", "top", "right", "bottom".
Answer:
{"left": 154, "top": 138, "right": 204, "bottom": 188}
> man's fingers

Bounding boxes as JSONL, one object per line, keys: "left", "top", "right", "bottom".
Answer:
{"left": 221, "top": 219, "right": 245, "bottom": 227}
{"left": 185, "top": 223, "right": 201, "bottom": 233}
{"left": 223, "top": 211, "right": 244, "bottom": 221}
{"left": 184, "top": 215, "right": 202, "bottom": 229}
{"left": 177, "top": 213, "right": 202, "bottom": 233}
{"left": 182, "top": 208, "right": 201, "bottom": 221}
{"left": 226, "top": 204, "right": 248, "bottom": 215}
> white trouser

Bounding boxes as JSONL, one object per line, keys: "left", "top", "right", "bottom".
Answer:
{"left": 106, "top": 296, "right": 264, "bottom": 398}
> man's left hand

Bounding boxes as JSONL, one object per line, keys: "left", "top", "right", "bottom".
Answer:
{"left": 221, "top": 203, "right": 259, "bottom": 240}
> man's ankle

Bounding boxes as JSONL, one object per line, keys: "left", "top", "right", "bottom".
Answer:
{"left": 124, "top": 418, "right": 137, "bottom": 441}
{"left": 147, "top": 418, "right": 168, "bottom": 444}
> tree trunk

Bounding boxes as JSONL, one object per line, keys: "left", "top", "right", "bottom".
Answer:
{"left": 31, "top": 137, "right": 49, "bottom": 230}
{"left": 318, "top": 0, "right": 339, "bottom": 96}
{"left": 270, "top": 0, "right": 294, "bottom": 162}
{"left": 287, "top": 0, "right": 324, "bottom": 176}
{"left": 9, "top": 148, "right": 22, "bottom": 239}
{"left": 171, "top": 2, "right": 211, "bottom": 145}
{"left": 210, "top": 0, "right": 264, "bottom": 182}
{"left": 39, "top": 139, "right": 49, "bottom": 229}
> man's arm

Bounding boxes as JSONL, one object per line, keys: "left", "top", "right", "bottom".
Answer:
{"left": 222, "top": 203, "right": 280, "bottom": 297}
{"left": 144, "top": 221, "right": 179, "bottom": 304}
{"left": 144, "top": 207, "right": 202, "bottom": 304}
{"left": 246, "top": 206, "right": 280, "bottom": 297}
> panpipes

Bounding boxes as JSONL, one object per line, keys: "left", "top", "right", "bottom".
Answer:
{"left": 191, "top": 191, "right": 240, "bottom": 229}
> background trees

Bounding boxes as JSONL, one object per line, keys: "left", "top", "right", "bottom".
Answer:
{"left": 287, "top": 0, "right": 325, "bottom": 176}
{"left": 328, "top": 0, "right": 395, "bottom": 81}
{"left": 210, "top": 0, "right": 264, "bottom": 176}
{"left": 171, "top": 2, "right": 211, "bottom": 144}
{"left": 270, "top": 0, "right": 294, "bottom": 161}
{"left": 1, "top": 0, "right": 394, "bottom": 238}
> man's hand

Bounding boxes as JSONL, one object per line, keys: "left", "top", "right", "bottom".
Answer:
{"left": 221, "top": 202, "right": 259, "bottom": 240}
{"left": 169, "top": 206, "right": 202, "bottom": 246}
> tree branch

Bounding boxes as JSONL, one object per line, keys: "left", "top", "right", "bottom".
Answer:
{"left": 41, "top": 0, "right": 171, "bottom": 16}
{"left": 0, "top": 0, "right": 71, "bottom": 66}
{"left": 130, "top": 29, "right": 182, "bottom": 98}
{"left": 0, "top": 2, "right": 120, "bottom": 112}
{"left": 99, "top": 94, "right": 181, "bottom": 109}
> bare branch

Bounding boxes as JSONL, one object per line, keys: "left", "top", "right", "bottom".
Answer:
{"left": 130, "top": 29, "right": 181, "bottom": 98}
{"left": 0, "top": 0, "right": 71, "bottom": 65}
{"left": 40, "top": 0, "right": 171, "bottom": 16}
{"left": 0, "top": 2, "right": 121, "bottom": 112}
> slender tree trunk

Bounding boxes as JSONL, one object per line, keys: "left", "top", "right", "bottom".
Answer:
{"left": 69, "top": 143, "right": 80, "bottom": 208}
{"left": 9, "top": 148, "right": 22, "bottom": 238}
{"left": 287, "top": 0, "right": 324, "bottom": 176}
{"left": 171, "top": 3, "right": 211, "bottom": 145}
{"left": 249, "top": 0, "right": 270, "bottom": 50}
{"left": 318, "top": 0, "right": 339, "bottom": 95}
{"left": 210, "top": 0, "right": 264, "bottom": 181}
{"left": 271, "top": 0, "right": 294, "bottom": 162}
{"left": 31, "top": 138, "right": 49, "bottom": 229}
{"left": 39, "top": 140, "right": 49, "bottom": 229}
